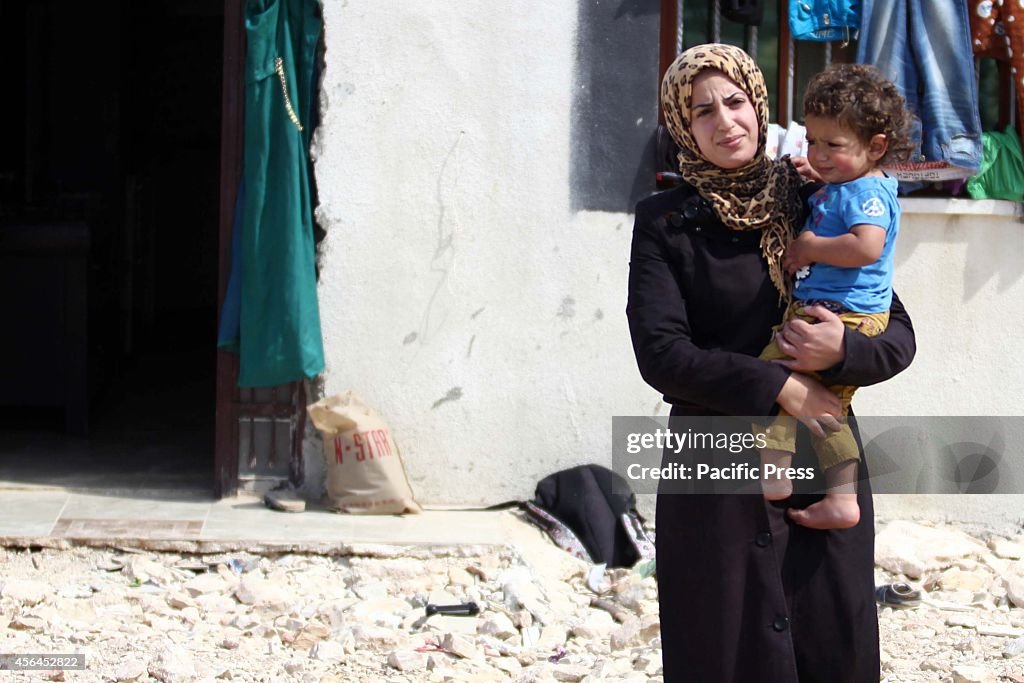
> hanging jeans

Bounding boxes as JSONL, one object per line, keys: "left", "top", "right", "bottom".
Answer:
{"left": 856, "top": 0, "right": 982, "bottom": 174}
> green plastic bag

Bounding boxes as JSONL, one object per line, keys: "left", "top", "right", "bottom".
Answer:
{"left": 966, "top": 128, "right": 1024, "bottom": 202}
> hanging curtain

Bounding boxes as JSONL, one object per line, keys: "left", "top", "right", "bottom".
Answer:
{"left": 218, "top": 0, "right": 325, "bottom": 387}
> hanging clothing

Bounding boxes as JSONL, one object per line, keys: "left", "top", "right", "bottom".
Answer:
{"left": 856, "top": 0, "right": 982, "bottom": 177}
{"left": 217, "top": 179, "right": 244, "bottom": 351}
{"left": 226, "top": 0, "right": 324, "bottom": 387}
{"left": 789, "top": 0, "right": 860, "bottom": 42}
{"left": 722, "top": 0, "right": 765, "bottom": 26}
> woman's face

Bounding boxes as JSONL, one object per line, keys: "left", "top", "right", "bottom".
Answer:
{"left": 689, "top": 69, "right": 759, "bottom": 169}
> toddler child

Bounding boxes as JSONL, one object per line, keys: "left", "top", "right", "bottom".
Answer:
{"left": 756, "top": 63, "right": 913, "bottom": 530}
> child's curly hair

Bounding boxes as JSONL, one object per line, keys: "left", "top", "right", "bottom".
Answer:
{"left": 803, "top": 63, "right": 914, "bottom": 165}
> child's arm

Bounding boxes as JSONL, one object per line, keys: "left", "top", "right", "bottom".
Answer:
{"left": 783, "top": 224, "right": 885, "bottom": 274}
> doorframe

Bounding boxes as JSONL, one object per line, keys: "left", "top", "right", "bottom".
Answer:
{"left": 214, "top": 0, "right": 244, "bottom": 497}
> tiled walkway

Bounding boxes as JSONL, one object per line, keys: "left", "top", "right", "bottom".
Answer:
{"left": 0, "top": 488, "right": 515, "bottom": 550}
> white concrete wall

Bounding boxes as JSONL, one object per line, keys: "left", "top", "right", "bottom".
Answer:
{"left": 854, "top": 199, "right": 1024, "bottom": 418}
{"left": 306, "top": 2, "right": 1024, "bottom": 518}
{"left": 309, "top": 2, "right": 654, "bottom": 505}
{"left": 850, "top": 199, "right": 1024, "bottom": 528}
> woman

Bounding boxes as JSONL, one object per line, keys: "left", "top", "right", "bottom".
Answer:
{"left": 626, "top": 44, "right": 916, "bottom": 682}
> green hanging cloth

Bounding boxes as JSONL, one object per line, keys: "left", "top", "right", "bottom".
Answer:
{"left": 966, "top": 128, "right": 1024, "bottom": 203}
{"left": 230, "top": 0, "right": 324, "bottom": 387}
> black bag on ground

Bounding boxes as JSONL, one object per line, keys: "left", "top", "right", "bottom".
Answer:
{"left": 523, "top": 464, "right": 655, "bottom": 568}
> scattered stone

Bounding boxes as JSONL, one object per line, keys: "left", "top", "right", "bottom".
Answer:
{"left": 351, "top": 623, "right": 408, "bottom": 651}
{"left": 875, "top": 521, "right": 987, "bottom": 579}
{"left": 10, "top": 615, "right": 47, "bottom": 630}
{"left": 387, "top": 649, "right": 428, "bottom": 671}
{"left": 233, "top": 574, "right": 294, "bottom": 609}
{"left": 57, "top": 582, "right": 94, "bottom": 599}
{"left": 112, "top": 659, "right": 148, "bottom": 682}
{"left": 570, "top": 610, "right": 616, "bottom": 640}
{"left": 1, "top": 579, "right": 50, "bottom": 606}
{"left": 550, "top": 663, "right": 589, "bottom": 682}
{"left": 477, "top": 611, "right": 518, "bottom": 639}
{"left": 148, "top": 645, "right": 196, "bottom": 682}
{"left": 442, "top": 632, "right": 478, "bottom": 659}
{"left": 426, "top": 613, "right": 481, "bottom": 635}
{"left": 536, "top": 625, "right": 567, "bottom": 652}
{"left": 352, "top": 580, "right": 390, "bottom": 600}
{"left": 219, "top": 635, "right": 240, "bottom": 650}
{"left": 0, "top": 523, "right": 1021, "bottom": 683}
{"left": 500, "top": 567, "right": 545, "bottom": 615}
{"left": 639, "top": 613, "right": 661, "bottom": 641}
{"left": 194, "top": 593, "right": 237, "bottom": 614}
{"left": 977, "top": 624, "right": 1024, "bottom": 638}
{"left": 125, "top": 558, "right": 180, "bottom": 586}
{"left": 991, "top": 538, "right": 1024, "bottom": 560}
{"left": 449, "top": 567, "right": 475, "bottom": 587}
{"left": 183, "top": 573, "right": 231, "bottom": 597}
{"left": 938, "top": 567, "right": 992, "bottom": 593}
{"left": 1005, "top": 561, "right": 1024, "bottom": 608}
{"left": 492, "top": 656, "right": 522, "bottom": 676}
{"left": 310, "top": 640, "right": 345, "bottom": 663}
{"left": 610, "top": 619, "right": 644, "bottom": 651}
{"left": 1004, "top": 637, "right": 1024, "bottom": 658}
{"left": 511, "top": 609, "right": 534, "bottom": 629}
{"left": 291, "top": 622, "right": 331, "bottom": 650}
{"left": 952, "top": 664, "right": 996, "bottom": 683}
{"left": 348, "top": 597, "right": 414, "bottom": 624}
{"left": 947, "top": 614, "right": 980, "bottom": 629}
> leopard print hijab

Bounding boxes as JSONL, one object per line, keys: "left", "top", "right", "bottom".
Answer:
{"left": 661, "top": 43, "right": 804, "bottom": 300}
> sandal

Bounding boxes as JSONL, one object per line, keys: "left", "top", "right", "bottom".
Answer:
{"left": 874, "top": 582, "right": 921, "bottom": 608}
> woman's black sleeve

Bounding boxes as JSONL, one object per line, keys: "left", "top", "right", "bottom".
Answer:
{"left": 817, "top": 291, "right": 916, "bottom": 387}
{"left": 626, "top": 201, "right": 790, "bottom": 417}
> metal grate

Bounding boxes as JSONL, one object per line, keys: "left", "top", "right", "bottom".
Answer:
{"left": 661, "top": 0, "right": 850, "bottom": 128}
{"left": 235, "top": 381, "right": 306, "bottom": 486}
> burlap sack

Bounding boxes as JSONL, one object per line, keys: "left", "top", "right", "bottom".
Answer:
{"left": 307, "top": 392, "right": 421, "bottom": 514}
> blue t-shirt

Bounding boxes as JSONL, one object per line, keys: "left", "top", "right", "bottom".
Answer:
{"left": 793, "top": 175, "right": 900, "bottom": 313}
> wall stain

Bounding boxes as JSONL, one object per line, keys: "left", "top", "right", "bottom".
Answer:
{"left": 419, "top": 133, "right": 463, "bottom": 343}
{"left": 594, "top": 309, "right": 604, "bottom": 321}
{"left": 557, "top": 296, "right": 576, "bottom": 319}
{"left": 431, "top": 387, "right": 463, "bottom": 410}
{"left": 403, "top": 332, "right": 418, "bottom": 345}
{"left": 471, "top": 307, "right": 485, "bottom": 319}
{"left": 571, "top": 0, "right": 658, "bottom": 212}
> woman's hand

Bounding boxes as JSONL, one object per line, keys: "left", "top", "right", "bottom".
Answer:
{"left": 775, "top": 373, "right": 842, "bottom": 438}
{"left": 790, "top": 156, "right": 823, "bottom": 182}
{"left": 774, "top": 305, "right": 846, "bottom": 371}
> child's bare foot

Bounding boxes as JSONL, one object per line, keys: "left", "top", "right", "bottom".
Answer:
{"left": 760, "top": 449, "right": 793, "bottom": 500}
{"left": 787, "top": 493, "right": 860, "bottom": 529}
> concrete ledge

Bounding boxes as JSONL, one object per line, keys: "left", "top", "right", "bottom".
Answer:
{"left": 901, "top": 197, "right": 1022, "bottom": 218}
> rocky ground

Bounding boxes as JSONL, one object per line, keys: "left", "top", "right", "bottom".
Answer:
{"left": 0, "top": 519, "right": 1022, "bottom": 682}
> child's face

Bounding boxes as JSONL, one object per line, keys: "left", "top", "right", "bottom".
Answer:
{"left": 804, "top": 115, "right": 887, "bottom": 184}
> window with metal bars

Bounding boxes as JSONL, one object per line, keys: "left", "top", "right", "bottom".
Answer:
{"left": 656, "top": 1, "right": 1012, "bottom": 188}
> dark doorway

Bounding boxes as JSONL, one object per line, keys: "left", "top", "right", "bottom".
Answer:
{"left": 0, "top": 0, "right": 223, "bottom": 491}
